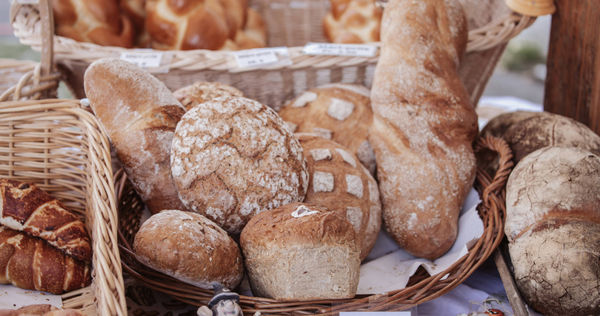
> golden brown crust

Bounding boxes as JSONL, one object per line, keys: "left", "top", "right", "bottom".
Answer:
{"left": 173, "top": 81, "right": 244, "bottom": 111}
{"left": 323, "top": 0, "right": 382, "bottom": 43}
{"left": 0, "top": 227, "right": 91, "bottom": 294}
{"left": 84, "top": 58, "right": 187, "bottom": 214}
{"left": 369, "top": 0, "right": 476, "bottom": 260}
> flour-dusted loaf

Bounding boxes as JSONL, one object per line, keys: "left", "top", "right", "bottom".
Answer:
{"left": 368, "top": 0, "right": 477, "bottom": 260}
{"left": 170, "top": 96, "right": 308, "bottom": 234}
{"left": 297, "top": 134, "right": 381, "bottom": 260}
{"left": 173, "top": 81, "right": 244, "bottom": 112}
{"left": 0, "top": 179, "right": 91, "bottom": 262}
{"left": 84, "top": 58, "right": 187, "bottom": 214}
{"left": 479, "top": 111, "right": 600, "bottom": 174}
{"left": 0, "top": 226, "right": 91, "bottom": 294}
{"left": 506, "top": 147, "right": 600, "bottom": 316}
{"left": 52, "top": 0, "right": 134, "bottom": 47}
{"left": 240, "top": 203, "right": 360, "bottom": 300}
{"left": 279, "top": 83, "right": 376, "bottom": 174}
{"left": 133, "top": 210, "right": 244, "bottom": 289}
{"left": 323, "top": 0, "right": 382, "bottom": 43}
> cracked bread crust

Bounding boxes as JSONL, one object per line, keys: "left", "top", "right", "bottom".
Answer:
{"left": 171, "top": 96, "right": 309, "bottom": 234}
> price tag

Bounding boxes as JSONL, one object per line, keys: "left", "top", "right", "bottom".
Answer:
{"left": 303, "top": 43, "right": 378, "bottom": 57}
{"left": 120, "top": 51, "right": 163, "bottom": 68}
{"left": 232, "top": 47, "right": 290, "bottom": 69}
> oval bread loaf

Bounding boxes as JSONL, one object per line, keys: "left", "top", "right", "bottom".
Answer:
{"left": 133, "top": 210, "right": 244, "bottom": 290}
{"left": 297, "top": 134, "right": 381, "bottom": 260}
{"left": 240, "top": 203, "right": 360, "bottom": 301}
{"left": 173, "top": 81, "right": 244, "bottom": 112}
{"left": 170, "top": 96, "right": 309, "bottom": 234}
{"left": 506, "top": 147, "right": 600, "bottom": 316}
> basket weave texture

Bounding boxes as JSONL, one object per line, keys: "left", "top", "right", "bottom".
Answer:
{"left": 115, "top": 135, "right": 514, "bottom": 314}
{"left": 0, "top": 99, "right": 127, "bottom": 315}
{"left": 10, "top": 0, "right": 534, "bottom": 107}
{"left": 0, "top": 59, "right": 60, "bottom": 102}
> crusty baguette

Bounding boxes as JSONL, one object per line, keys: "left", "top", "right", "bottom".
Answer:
{"left": 84, "top": 58, "right": 187, "bottom": 214}
{"left": 0, "top": 179, "right": 91, "bottom": 262}
{"left": 0, "top": 226, "right": 91, "bottom": 294}
{"left": 368, "top": 0, "right": 477, "bottom": 259}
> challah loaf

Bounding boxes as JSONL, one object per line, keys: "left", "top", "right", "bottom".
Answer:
{"left": 368, "top": 0, "right": 477, "bottom": 260}
{"left": 323, "top": 0, "right": 382, "bottom": 43}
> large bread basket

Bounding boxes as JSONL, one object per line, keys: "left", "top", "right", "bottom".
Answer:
{"left": 11, "top": 0, "right": 534, "bottom": 107}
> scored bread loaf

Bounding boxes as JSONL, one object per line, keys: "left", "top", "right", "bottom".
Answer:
{"left": 240, "top": 203, "right": 360, "bottom": 300}
{"left": 297, "top": 134, "right": 381, "bottom": 260}
{"left": 368, "top": 0, "right": 477, "bottom": 259}
{"left": 133, "top": 210, "right": 244, "bottom": 289}
{"left": 0, "top": 179, "right": 91, "bottom": 262}
{"left": 0, "top": 226, "right": 91, "bottom": 294}
{"left": 505, "top": 147, "right": 600, "bottom": 316}
{"left": 173, "top": 81, "right": 244, "bottom": 112}
{"left": 323, "top": 0, "right": 382, "bottom": 43}
{"left": 52, "top": 0, "right": 135, "bottom": 47}
{"left": 84, "top": 58, "right": 187, "bottom": 214}
{"left": 170, "top": 96, "right": 308, "bottom": 234}
{"left": 279, "top": 83, "right": 376, "bottom": 174}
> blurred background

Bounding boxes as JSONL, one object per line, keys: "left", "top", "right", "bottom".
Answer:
{"left": 0, "top": 1, "right": 550, "bottom": 104}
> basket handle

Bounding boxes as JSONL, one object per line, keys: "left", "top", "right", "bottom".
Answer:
{"left": 38, "top": 0, "right": 55, "bottom": 83}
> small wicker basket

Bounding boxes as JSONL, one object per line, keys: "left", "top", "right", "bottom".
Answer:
{"left": 115, "top": 135, "right": 514, "bottom": 314}
{"left": 11, "top": 0, "right": 534, "bottom": 107}
{"left": 0, "top": 99, "right": 127, "bottom": 315}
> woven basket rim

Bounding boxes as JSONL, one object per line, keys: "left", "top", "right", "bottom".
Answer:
{"left": 115, "top": 134, "right": 514, "bottom": 314}
{"left": 0, "top": 99, "right": 127, "bottom": 316}
{"left": 10, "top": 0, "right": 535, "bottom": 72}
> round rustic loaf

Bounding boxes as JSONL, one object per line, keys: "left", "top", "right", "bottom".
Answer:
{"left": 170, "top": 96, "right": 309, "bottom": 234}
{"left": 240, "top": 203, "right": 360, "bottom": 301}
{"left": 506, "top": 147, "right": 600, "bottom": 316}
{"left": 479, "top": 111, "right": 600, "bottom": 174}
{"left": 133, "top": 210, "right": 244, "bottom": 290}
{"left": 297, "top": 134, "right": 381, "bottom": 260}
{"left": 173, "top": 81, "right": 244, "bottom": 112}
{"left": 279, "top": 83, "right": 376, "bottom": 174}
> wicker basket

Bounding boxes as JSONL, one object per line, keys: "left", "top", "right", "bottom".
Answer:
{"left": 114, "top": 135, "right": 514, "bottom": 314}
{"left": 0, "top": 99, "right": 127, "bottom": 315}
{"left": 11, "top": 0, "right": 534, "bottom": 107}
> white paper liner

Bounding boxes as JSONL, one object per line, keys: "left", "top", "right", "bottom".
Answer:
{"left": 0, "top": 284, "right": 61, "bottom": 309}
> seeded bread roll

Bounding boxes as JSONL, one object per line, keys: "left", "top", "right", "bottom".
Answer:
{"left": 173, "top": 81, "right": 244, "bottom": 112}
{"left": 279, "top": 83, "right": 376, "bottom": 174}
{"left": 133, "top": 210, "right": 244, "bottom": 289}
{"left": 297, "top": 134, "right": 381, "bottom": 260}
{"left": 170, "top": 96, "right": 309, "bottom": 234}
{"left": 240, "top": 203, "right": 360, "bottom": 300}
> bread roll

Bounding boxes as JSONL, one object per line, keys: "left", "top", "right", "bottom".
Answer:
{"left": 0, "top": 179, "right": 91, "bottom": 262}
{"left": 240, "top": 203, "right": 360, "bottom": 300}
{"left": 133, "top": 210, "right": 244, "bottom": 289}
{"left": 52, "top": 0, "right": 134, "bottom": 47}
{"left": 170, "top": 96, "right": 308, "bottom": 234}
{"left": 297, "top": 134, "right": 381, "bottom": 260}
{"left": 173, "top": 81, "right": 244, "bottom": 112}
{"left": 0, "top": 226, "right": 91, "bottom": 294}
{"left": 84, "top": 58, "right": 187, "bottom": 214}
{"left": 279, "top": 83, "right": 376, "bottom": 174}
{"left": 232, "top": 8, "right": 267, "bottom": 50}
{"left": 368, "top": 0, "right": 476, "bottom": 260}
{"left": 479, "top": 111, "right": 600, "bottom": 175}
{"left": 506, "top": 147, "right": 600, "bottom": 316}
{"left": 323, "top": 0, "right": 382, "bottom": 43}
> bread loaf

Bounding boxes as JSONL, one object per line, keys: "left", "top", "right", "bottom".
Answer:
{"left": 0, "top": 179, "right": 91, "bottom": 262}
{"left": 297, "top": 134, "right": 381, "bottom": 260}
{"left": 0, "top": 226, "right": 91, "bottom": 294}
{"left": 0, "top": 305, "right": 83, "bottom": 316}
{"left": 173, "top": 81, "right": 244, "bottom": 112}
{"left": 170, "top": 96, "right": 308, "bottom": 234}
{"left": 323, "top": 0, "right": 382, "bottom": 43}
{"left": 506, "top": 147, "right": 600, "bottom": 316}
{"left": 84, "top": 58, "right": 187, "bottom": 214}
{"left": 133, "top": 210, "right": 244, "bottom": 289}
{"left": 479, "top": 111, "right": 600, "bottom": 175}
{"left": 368, "top": 0, "right": 477, "bottom": 260}
{"left": 232, "top": 8, "right": 267, "bottom": 50}
{"left": 52, "top": 0, "right": 134, "bottom": 47}
{"left": 279, "top": 84, "right": 376, "bottom": 174}
{"left": 240, "top": 203, "right": 360, "bottom": 300}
